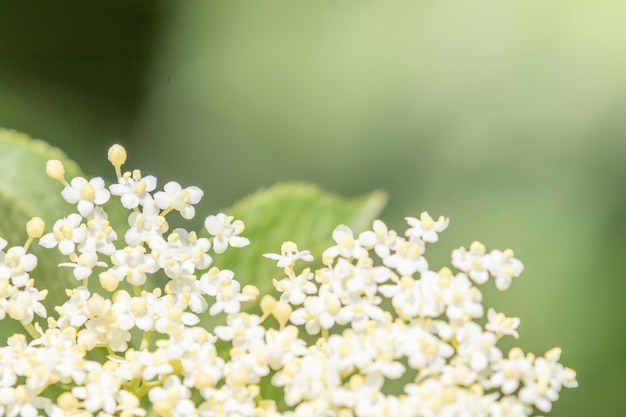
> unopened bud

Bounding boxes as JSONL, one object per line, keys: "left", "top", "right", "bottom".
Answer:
{"left": 26, "top": 217, "right": 45, "bottom": 239}
{"left": 7, "top": 296, "right": 28, "bottom": 322}
{"left": 46, "top": 159, "right": 65, "bottom": 182}
{"left": 77, "top": 331, "right": 97, "bottom": 351}
{"left": 229, "top": 365, "right": 248, "bottom": 387}
{"left": 152, "top": 399, "right": 171, "bottom": 416}
{"left": 99, "top": 271, "right": 119, "bottom": 292}
{"left": 242, "top": 284, "right": 259, "bottom": 301}
{"left": 107, "top": 144, "right": 127, "bottom": 167}
{"left": 260, "top": 294, "right": 277, "bottom": 315}
{"left": 87, "top": 293, "right": 107, "bottom": 316}
{"left": 57, "top": 392, "right": 79, "bottom": 411}
{"left": 545, "top": 347, "right": 562, "bottom": 362}
{"left": 273, "top": 301, "right": 293, "bottom": 328}
{"left": 194, "top": 372, "right": 215, "bottom": 389}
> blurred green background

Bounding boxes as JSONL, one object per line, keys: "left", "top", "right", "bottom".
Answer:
{"left": 1, "top": 1, "right": 625, "bottom": 416}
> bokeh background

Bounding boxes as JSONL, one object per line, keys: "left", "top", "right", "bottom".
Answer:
{"left": 1, "top": 1, "right": 625, "bottom": 416}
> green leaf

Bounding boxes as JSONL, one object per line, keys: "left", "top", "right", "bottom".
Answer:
{"left": 211, "top": 183, "right": 387, "bottom": 294}
{"left": 0, "top": 129, "right": 86, "bottom": 319}
{"left": 0, "top": 129, "right": 84, "bottom": 226}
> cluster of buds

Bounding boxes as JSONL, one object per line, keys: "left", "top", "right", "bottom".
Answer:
{"left": 0, "top": 145, "right": 576, "bottom": 417}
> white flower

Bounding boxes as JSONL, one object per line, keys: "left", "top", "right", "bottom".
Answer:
{"left": 0, "top": 142, "right": 580, "bottom": 417}
{"left": 112, "top": 290, "right": 159, "bottom": 331}
{"left": 0, "top": 246, "right": 37, "bottom": 287}
{"left": 148, "top": 375, "right": 197, "bottom": 417}
{"left": 55, "top": 286, "right": 91, "bottom": 328}
{"left": 455, "top": 321, "right": 502, "bottom": 372}
{"left": 405, "top": 211, "right": 449, "bottom": 243}
{"left": 273, "top": 348, "right": 340, "bottom": 407}
{"left": 290, "top": 293, "right": 341, "bottom": 335}
{"left": 76, "top": 293, "right": 131, "bottom": 352}
{"left": 358, "top": 219, "right": 401, "bottom": 259}
{"left": 204, "top": 213, "right": 250, "bottom": 254}
{"left": 382, "top": 240, "right": 428, "bottom": 276}
{"left": 39, "top": 213, "right": 86, "bottom": 255}
{"left": 78, "top": 207, "right": 118, "bottom": 256}
{"left": 331, "top": 373, "right": 384, "bottom": 410}
{"left": 59, "top": 252, "right": 108, "bottom": 281}
{"left": 379, "top": 272, "right": 444, "bottom": 320}
{"left": 224, "top": 351, "right": 270, "bottom": 386}
{"left": 322, "top": 225, "right": 369, "bottom": 261}
{"left": 451, "top": 241, "right": 490, "bottom": 284}
{"left": 167, "top": 276, "right": 208, "bottom": 314}
{"left": 336, "top": 297, "right": 386, "bottom": 332}
{"left": 355, "top": 391, "right": 410, "bottom": 417}
{"left": 6, "top": 287, "right": 47, "bottom": 324}
{"left": 441, "top": 273, "right": 483, "bottom": 322}
{"left": 399, "top": 322, "right": 454, "bottom": 372}
{"left": 314, "top": 259, "right": 351, "bottom": 301}
{"left": 116, "top": 390, "right": 147, "bottom": 417}
{"left": 0, "top": 296, "right": 8, "bottom": 321}
{"left": 518, "top": 348, "right": 577, "bottom": 413}
{"left": 198, "top": 386, "right": 256, "bottom": 417}
{"left": 26, "top": 328, "right": 88, "bottom": 389}
{"left": 179, "top": 340, "right": 224, "bottom": 390}
{"left": 61, "top": 176, "right": 111, "bottom": 217}
{"left": 134, "top": 348, "right": 175, "bottom": 380}
{"left": 109, "top": 169, "right": 157, "bottom": 209}
{"left": 490, "top": 348, "right": 533, "bottom": 394}
{"left": 403, "top": 379, "right": 455, "bottom": 416}
{"left": 485, "top": 308, "right": 520, "bottom": 338}
{"left": 199, "top": 267, "right": 234, "bottom": 297}
{"left": 344, "top": 259, "right": 394, "bottom": 299}
{"left": 261, "top": 326, "right": 307, "bottom": 370}
{"left": 0, "top": 385, "right": 51, "bottom": 417}
{"left": 124, "top": 199, "right": 168, "bottom": 247}
{"left": 350, "top": 323, "right": 406, "bottom": 379}
{"left": 518, "top": 358, "right": 560, "bottom": 413}
{"left": 153, "top": 294, "right": 200, "bottom": 336}
{"left": 264, "top": 241, "right": 313, "bottom": 269}
{"left": 72, "top": 367, "right": 121, "bottom": 414}
{"left": 273, "top": 268, "right": 317, "bottom": 305}
{"left": 214, "top": 313, "right": 265, "bottom": 349}
{"left": 490, "top": 396, "right": 529, "bottom": 417}
{"left": 109, "top": 246, "right": 158, "bottom": 286}
{"left": 151, "top": 228, "right": 211, "bottom": 279}
{"left": 208, "top": 277, "right": 253, "bottom": 316}
{"left": 487, "top": 249, "right": 524, "bottom": 291}
{"left": 154, "top": 181, "right": 203, "bottom": 219}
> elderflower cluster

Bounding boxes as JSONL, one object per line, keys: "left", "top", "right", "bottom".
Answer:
{"left": 0, "top": 145, "right": 577, "bottom": 417}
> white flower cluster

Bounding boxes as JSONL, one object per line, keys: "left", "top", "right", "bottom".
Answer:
{"left": 0, "top": 145, "right": 576, "bottom": 417}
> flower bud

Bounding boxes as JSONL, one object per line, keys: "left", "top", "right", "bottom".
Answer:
{"left": 6, "top": 295, "right": 28, "bottom": 322}
{"left": 77, "top": 331, "right": 97, "bottom": 351}
{"left": 46, "top": 159, "right": 65, "bottom": 182}
{"left": 242, "top": 284, "right": 260, "bottom": 301}
{"left": 260, "top": 294, "right": 277, "bottom": 315}
{"left": 152, "top": 399, "right": 171, "bottom": 416}
{"left": 99, "top": 271, "right": 119, "bottom": 292}
{"left": 57, "top": 392, "right": 79, "bottom": 411}
{"left": 545, "top": 347, "right": 562, "bottom": 362}
{"left": 107, "top": 144, "right": 127, "bottom": 167}
{"left": 26, "top": 217, "right": 45, "bottom": 239}
{"left": 228, "top": 364, "right": 248, "bottom": 387}
{"left": 87, "top": 293, "right": 107, "bottom": 316}
{"left": 194, "top": 372, "right": 215, "bottom": 389}
{"left": 273, "top": 301, "right": 293, "bottom": 328}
